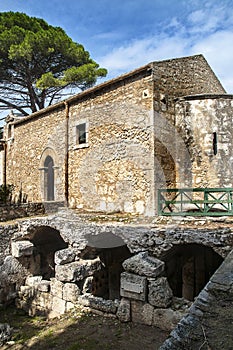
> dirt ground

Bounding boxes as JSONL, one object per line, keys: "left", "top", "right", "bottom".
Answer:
{"left": 0, "top": 306, "right": 169, "bottom": 350}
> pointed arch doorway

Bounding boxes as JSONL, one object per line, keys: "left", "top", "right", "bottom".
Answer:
{"left": 44, "top": 155, "right": 54, "bottom": 201}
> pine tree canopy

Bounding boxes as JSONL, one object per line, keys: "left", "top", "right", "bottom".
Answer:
{"left": 0, "top": 12, "right": 107, "bottom": 115}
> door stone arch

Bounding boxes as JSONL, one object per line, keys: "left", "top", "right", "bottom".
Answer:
{"left": 39, "top": 147, "right": 59, "bottom": 202}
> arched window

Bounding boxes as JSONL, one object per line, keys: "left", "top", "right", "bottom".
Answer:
{"left": 44, "top": 156, "right": 54, "bottom": 201}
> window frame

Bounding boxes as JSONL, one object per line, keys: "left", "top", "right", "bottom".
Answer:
{"left": 74, "top": 120, "right": 89, "bottom": 149}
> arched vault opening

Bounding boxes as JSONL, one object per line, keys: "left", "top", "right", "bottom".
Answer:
{"left": 83, "top": 232, "right": 132, "bottom": 300}
{"left": 161, "top": 243, "right": 223, "bottom": 301}
{"left": 30, "top": 226, "right": 68, "bottom": 280}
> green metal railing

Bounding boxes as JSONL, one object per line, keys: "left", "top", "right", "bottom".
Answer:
{"left": 158, "top": 188, "right": 233, "bottom": 216}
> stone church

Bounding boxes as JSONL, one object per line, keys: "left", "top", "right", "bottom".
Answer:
{"left": 1, "top": 54, "right": 233, "bottom": 348}
{"left": 2, "top": 54, "right": 233, "bottom": 216}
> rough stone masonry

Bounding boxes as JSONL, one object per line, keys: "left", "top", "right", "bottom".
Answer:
{"left": 0, "top": 208, "right": 232, "bottom": 344}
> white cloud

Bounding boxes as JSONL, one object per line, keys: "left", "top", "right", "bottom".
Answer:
{"left": 99, "top": 2, "right": 233, "bottom": 93}
{"left": 99, "top": 33, "right": 189, "bottom": 77}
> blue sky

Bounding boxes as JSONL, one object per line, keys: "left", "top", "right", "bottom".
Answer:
{"left": 0, "top": 0, "right": 233, "bottom": 110}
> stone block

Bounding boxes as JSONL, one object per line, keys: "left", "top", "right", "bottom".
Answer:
{"left": 116, "top": 298, "right": 131, "bottom": 322}
{"left": 19, "top": 285, "right": 35, "bottom": 299}
{"left": 37, "top": 280, "right": 50, "bottom": 292}
{"left": 25, "top": 276, "right": 42, "bottom": 287}
{"left": 148, "top": 277, "right": 173, "bottom": 308}
{"left": 50, "top": 278, "right": 64, "bottom": 298}
{"left": 66, "top": 301, "right": 75, "bottom": 312}
{"left": 153, "top": 308, "right": 185, "bottom": 331}
{"left": 32, "top": 291, "right": 51, "bottom": 309}
{"left": 0, "top": 323, "right": 12, "bottom": 345}
{"left": 51, "top": 296, "right": 66, "bottom": 314}
{"left": 11, "top": 240, "right": 34, "bottom": 258}
{"left": 15, "top": 298, "right": 29, "bottom": 311}
{"left": 122, "top": 251, "right": 164, "bottom": 278}
{"left": 54, "top": 248, "right": 76, "bottom": 265}
{"left": 78, "top": 294, "right": 119, "bottom": 314}
{"left": 120, "top": 272, "right": 147, "bottom": 301}
{"left": 131, "top": 300, "right": 154, "bottom": 325}
{"left": 55, "top": 258, "right": 102, "bottom": 282}
{"left": 63, "top": 283, "right": 80, "bottom": 303}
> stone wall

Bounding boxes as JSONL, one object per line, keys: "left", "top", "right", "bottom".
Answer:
{"left": 0, "top": 149, "right": 3, "bottom": 185}
{"left": 1, "top": 209, "right": 232, "bottom": 322}
{"left": 176, "top": 95, "right": 233, "bottom": 189}
{"left": 0, "top": 203, "right": 45, "bottom": 222}
{"left": 160, "top": 249, "right": 233, "bottom": 349}
{"left": 0, "top": 223, "right": 18, "bottom": 264}
{"left": 68, "top": 69, "right": 155, "bottom": 215}
{"left": 154, "top": 55, "right": 225, "bottom": 100}
{"left": 3, "top": 54, "right": 230, "bottom": 216}
{"left": 6, "top": 106, "right": 67, "bottom": 203}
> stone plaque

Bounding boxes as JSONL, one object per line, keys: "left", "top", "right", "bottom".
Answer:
{"left": 120, "top": 272, "right": 147, "bottom": 301}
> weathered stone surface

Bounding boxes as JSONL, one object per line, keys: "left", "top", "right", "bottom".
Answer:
{"left": 0, "top": 323, "right": 12, "bottom": 346}
{"left": 25, "top": 276, "right": 43, "bottom": 287}
{"left": 131, "top": 301, "right": 154, "bottom": 325}
{"left": 50, "top": 278, "right": 64, "bottom": 298}
{"left": 82, "top": 276, "right": 93, "bottom": 294}
{"left": 11, "top": 240, "right": 34, "bottom": 258}
{"left": 116, "top": 298, "right": 131, "bottom": 322}
{"left": 153, "top": 307, "right": 185, "bottom": 331}
{"left": 0, "top": 203, "right": 45, "bottom": 223}
{"left": 51, "top": 296, "right": 66, "bottom": 314}
{"left": 54, "top": 248, "right": 76, "bottom": 265}
{"left": 120, "top": 272, "right": 147, "bottom": 301}
{"left": 37, "top": 280, "right": 50, "bottom": 292}
{"left": 66, "top": 301, "right": 75, "bottom": 312}
{"left": 78, "top": 294, "right": 119, "bottom": 314}
{"left": 0, "top": 224, "right": 18, "bottom": 264}
{"left": 19, "top": 285, "right": 35, "bottom": 299}
{"left": 160, "top": 250, "right": 233, "bottom": 349}
{"left": 148, "top": 277, "right": 173, "bottom": 308}
{"left": 31, "top": 291, "right": 51, "bottom": 309}
{"left": 63, "top": 283, "right": 80, "bottom": 303}
{"left": 122, "top": 251, "right": 164, "bottom": 277}
{"left": 55, "top": 258, "right": 102, "bottom": 282}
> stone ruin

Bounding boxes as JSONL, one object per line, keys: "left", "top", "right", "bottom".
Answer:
{"left": 13, "top": 239, "right": 192, "bottom": 330}
{"left": 1, "top": 209, "right": 231, "bottom": 339}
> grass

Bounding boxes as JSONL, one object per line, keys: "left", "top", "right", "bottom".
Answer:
{"left": 0, "top": 304, "right": 169, "bottom": 350}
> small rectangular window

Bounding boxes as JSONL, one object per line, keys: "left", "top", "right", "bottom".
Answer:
{"left": 76, "top": 123, "right": 86, "bottom": 145}
{"left": 213, "top": 132, "right": 217, "bottom": 155}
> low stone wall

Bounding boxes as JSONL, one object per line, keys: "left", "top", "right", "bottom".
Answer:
{"left": 117, "top": 252, "right": 191, "bottom": 329}
{"left": 15, "top": 250, "right": 191, "bottom": 327}
{"left": 0, "top": 203, "right": 45, "bottom": 222}
{"left": 160, "top": 249, "right": 233, "bottom": 349}
{"left": 1, "top": 210, "right": 233, "bottom": 335}
{"left": 0, "top": 224, "right": 18, "bottom": 264}
{"left": 0, "top": 201, "right": 65, "bottom": 222}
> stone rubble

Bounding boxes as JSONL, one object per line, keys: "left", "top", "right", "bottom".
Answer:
{"left": 0, "top": 210, "right": 232, "bottom": 335}
{"left": 0, "top": 323, "right": 12, "bottom": 346}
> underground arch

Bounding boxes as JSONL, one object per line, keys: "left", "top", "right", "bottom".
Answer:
{"left": 161, "top": 243, "right": 223, "bottom": 301}
{"left": 30, "top": 226, "right": 68, "bottom": 280}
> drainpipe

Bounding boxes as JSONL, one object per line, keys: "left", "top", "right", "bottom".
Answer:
{"left": 0, "top": 140, "right": 7, "bottom": 186}
{"left": 3, "top": 142, "right": 6, "bottom": 187}
{"left": 64, "top": 101, "right": 69, "bottom": 206}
